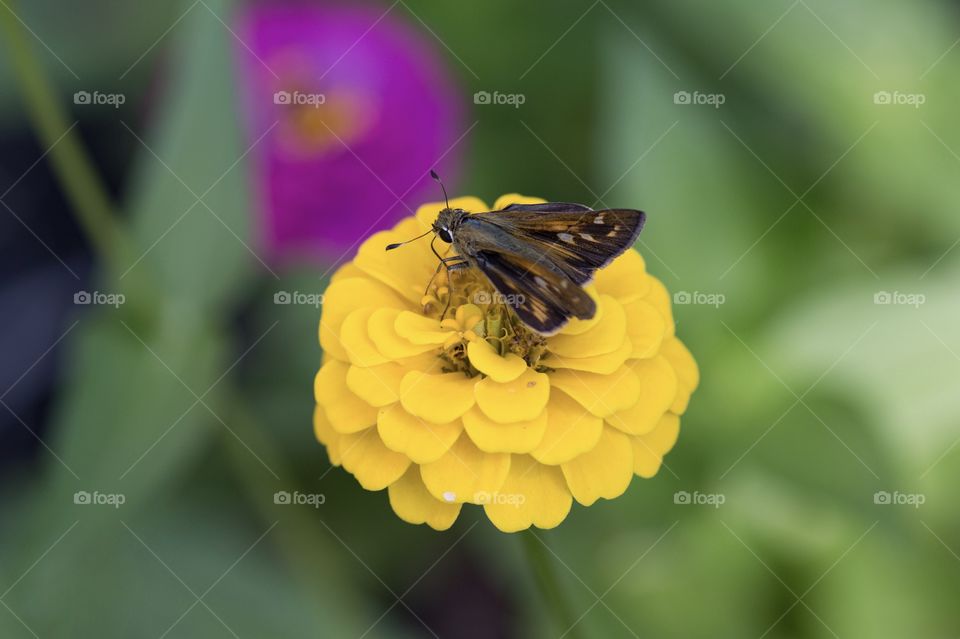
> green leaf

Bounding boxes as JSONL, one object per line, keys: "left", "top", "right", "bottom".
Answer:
{"left": 0, "top": 486, "right": 395, "bottom": 638}
{"left": 47, "top": 307, "right": 224, "bottom": 496}
{"left": 122, "top": 0, "right": 258, "bottom": 311}
{"left": 764, "top": 262, "right": 960, "bottom": 485}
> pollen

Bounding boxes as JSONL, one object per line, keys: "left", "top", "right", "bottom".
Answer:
{"left": 420, "top": 265, "right": 548, "bottom": 374}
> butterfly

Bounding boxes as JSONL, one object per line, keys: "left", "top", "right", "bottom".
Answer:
{"left": 386, "top": 172, "right": 645, "bottom": 335}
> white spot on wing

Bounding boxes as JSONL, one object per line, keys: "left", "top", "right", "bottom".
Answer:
{"left": 581, "top": 233, "right": 596, "bottom": 242}
{"left": 558, "top": 232, "right": 575, "bottom": 244}
{"left": 534, "top": 276, "right": 548, "bottom": 287}
{"left": 593, "top": 215, "right": 604, "bottom": 224}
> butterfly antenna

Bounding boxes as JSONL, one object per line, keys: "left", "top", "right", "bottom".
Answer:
{"left": 385, "top": 228, "right": 433, "bottom": 251}
{"left": 430, "top": 169, "right": 450, "bottom": 210}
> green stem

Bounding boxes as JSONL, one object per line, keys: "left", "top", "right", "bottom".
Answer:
{"left": 520, "top": 529, "right": 585, "bottom": 639}
{"left": 0, "top": 0, "right": 137, "bottom": 278}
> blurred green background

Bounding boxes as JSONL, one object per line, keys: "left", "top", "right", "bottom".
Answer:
{"left": 2, "top": 0, "right": 960, "bottom": 637}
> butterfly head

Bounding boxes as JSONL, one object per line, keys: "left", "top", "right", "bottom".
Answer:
{"left": 432, "top": 208, "right": 468, "bottom": 243}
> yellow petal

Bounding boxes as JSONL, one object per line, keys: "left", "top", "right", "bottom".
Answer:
{"left": 474, "top": 368, "right": 550, "bottom": 423}
{"left": 394, "top": 311, "right": 452, "bottom": 345}
{"left": 315, "top": 361, "right": 378, "bottom": 433}
{"left": 560, "top": 427, "right": 634, "bottom": 506}
{"left": 354, "top": 218, "right": 438, "bottom": 304}
{"left": 462, "top": 406, "right": 548, "bottom": 453}
{"left": 453, "top": 304, "right": 484, "bottom": 330}
{"left": 340, "top": 308, "right": 390, "bottom": 367}
{"left": 661, "top": 336, "right": 699, "bottom": 389}
{"left": 531, "top": 390, "right": 603, "bottom": 465}
{"left": 415, "top": 196, "right": 489, "bottom": 229}
{"left": 420, "top": 433, "right": 511, "bottom": 504}
{"left": 313, "top": 405, "right": 342, "bottom": 466}
{"left": 345, "top": 362, "right": 406, "bottom": 407}
{"left": 593, "top": 249, "right": 650, "bottom": 303}
{"left": 482, "top": 454, "right": 572, "bottom": 532}
{"left": 548, "top": 295, "right": 627, "bottom": 358}
{"left": 377, "top": 404, "right": 463, "bottom": 463}
{"left": 491, "top": 193, "right": 546, "bottom": 210}
{"left": 632, "top": 413, "right": 680, "bottom": 478}
{"left": 556, "top": 285, "right": 602, "bottom": 336}
{"left": 623, "top": 300, "right": 666, "bottom": 359}
{"left": 643, "top": 276, "right": 675, "bottom": 337}
{"left": 338, "top": 428, "right": 411, "bottom": 491}
{"left": 388, "top": 467, "right": 462, "bottom": 531}
{"left": 330, "top": 261, "right": 366, "bottom": 282}
{"left": 399, "top": 371, "right": 476, "bottom": 423}
{"left": 467, "top": 340, "right": 528, "bottom": 382}
{"left": 541, "top": 336, "right": 632, "bottom": 375}
{"left": 606, "top": 356, "right": 677, "bottom": 435}
{"left": 368, "top": 308, "right": 442, "bottom": 359}
{"left": 399, "top": 351, "right": 446, "bottom": 372}
{"left": 660, "top": 337, "right": 699, "bottom": 414}
{"left": 320, "top": 277, "right": 407, "bottom": 361}
{"left": 548, "top": 366, "right": 641, "bottom": 417}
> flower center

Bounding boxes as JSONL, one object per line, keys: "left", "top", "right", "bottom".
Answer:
{"left": 421, "top": 265, "right": 548, "bottom": 377}
{"left": 269, "top": 50, "right": 375, "bottom": 157}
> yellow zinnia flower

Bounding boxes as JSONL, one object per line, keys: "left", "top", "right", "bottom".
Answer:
{"left": 313, "top": 193, "right": 698, "bottom": 532}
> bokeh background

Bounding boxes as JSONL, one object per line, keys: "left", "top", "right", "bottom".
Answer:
{"left": 2, "top": 0, "right": 960, "bottom": 637}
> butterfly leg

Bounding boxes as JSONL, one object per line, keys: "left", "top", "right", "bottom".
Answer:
{"left": 424, "top": 254, "right": 468, "bottom": 298}
{"left": 439, "top": 261, "right": 470, "bottom": 321}
{"left": 424, "top": 235, "right": 463, "bottom": 295}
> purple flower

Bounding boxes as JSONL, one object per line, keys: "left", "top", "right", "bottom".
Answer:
{"left": 235, "top": 3, "right": 464, "bottom": 265}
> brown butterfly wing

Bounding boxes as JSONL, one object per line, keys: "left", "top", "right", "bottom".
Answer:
{"left": 481, "top": 203, "right": 645, "bottom": 285}
{"left": 471, "top": 248, "right": 595, "bottom": 335}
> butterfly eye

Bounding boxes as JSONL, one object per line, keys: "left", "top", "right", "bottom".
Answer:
{"left": 437, "top": 228, "right": 453, "bottom": 243}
